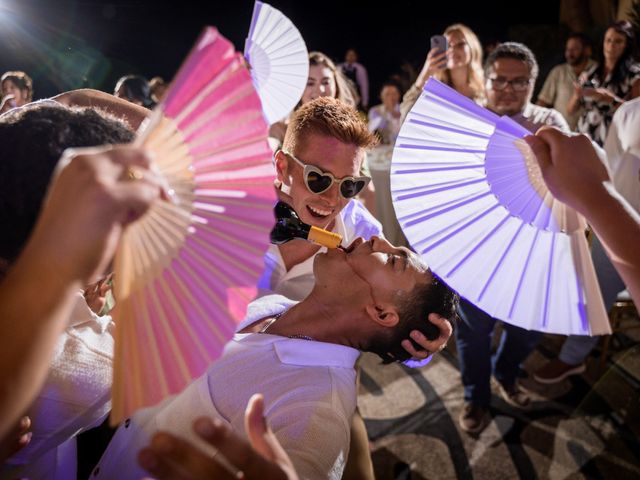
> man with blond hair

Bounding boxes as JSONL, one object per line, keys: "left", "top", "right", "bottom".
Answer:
{"left": 259, "top": 96, "right": 453, "bottom": 479}
{"left": 261, "top": 96, "right": 382, "bottom": 298}
{"left": 260, "top": 96, "right": 450, "bottom": 360}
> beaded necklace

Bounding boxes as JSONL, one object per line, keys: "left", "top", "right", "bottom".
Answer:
{"left": 259, "top": 312, "right": 316, "bottom": 341}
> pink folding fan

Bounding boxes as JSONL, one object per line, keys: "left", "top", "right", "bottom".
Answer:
{"left": 391, "top": 78, "right": 610, "bottom": 337}
{"left": 110, "top": 27, "right": 276, "bottom": 424}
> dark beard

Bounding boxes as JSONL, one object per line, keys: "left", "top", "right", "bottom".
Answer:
{"left": 567, "top": 55, "right": 586, "bottom": 66}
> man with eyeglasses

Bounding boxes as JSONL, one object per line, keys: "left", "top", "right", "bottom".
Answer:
{"left": 485, "top": 42, "right": 570, "bottom": 133}
{"left": 457, "top": 42, "right": 570, "bottom": 435}
{"left": 259, "top": 96, "right": 382, "bottom": 301}
{"left": 259, "top": 97, "right": 452, "bottom": 355}
{"left": 259, "top": 96, "right": 453, "bottom": 479}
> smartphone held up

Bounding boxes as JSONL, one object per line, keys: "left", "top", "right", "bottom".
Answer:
{"left": 430, "top": 34, "right": 448, "bottom": 54}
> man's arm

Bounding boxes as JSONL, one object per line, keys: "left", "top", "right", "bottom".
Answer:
{"left": 0, "top": 146, "right": 162, "bottom": 442}
{"left": 526, "top": 128, "right": 640, "bottom": 305}
{"left": 52, "top": 89, "right": 151, "bottom": 130}
{"left": 536, "top": 66, "right": 558, "bottom": 108}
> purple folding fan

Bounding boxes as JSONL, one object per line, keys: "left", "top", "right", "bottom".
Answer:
{"left": 391, "top": 78, "right": 610, "bottom": 336}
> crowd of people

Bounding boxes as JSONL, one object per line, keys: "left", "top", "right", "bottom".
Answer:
{"left": 0, "top": 13, "right": 639, "bottom": 480}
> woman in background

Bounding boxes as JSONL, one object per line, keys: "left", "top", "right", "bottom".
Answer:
{"left": 1, "top": 71, "right": 33, "bottom": 113}
{"left": 402, "top": 23, "right": 485, "bottom": 118}
{"left": 570, "top": 20, "right": 640, "bottom": 145}
{"left": 268, "top": 51, "right": 357, "bottom": 149}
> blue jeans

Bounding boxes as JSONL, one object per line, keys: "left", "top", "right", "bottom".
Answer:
{"left": 456, "top": 299, "right": 543, "bottom": 406}
{"left": 559, "top": 235, "right": 626, "bottom": 365}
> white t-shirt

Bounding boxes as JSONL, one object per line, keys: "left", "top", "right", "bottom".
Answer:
{"left": 92, "top": 295, "right": 360, "bottom": 480}
{"left": 257, "top": 199, "right": 383, "bottom": 301}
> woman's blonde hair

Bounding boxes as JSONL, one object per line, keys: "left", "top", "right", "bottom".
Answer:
{"left": 434, "top": 24, "right": 485, "bottom": 103}
{"left": 307, "top": 51, "right": 358, "bottom": 107}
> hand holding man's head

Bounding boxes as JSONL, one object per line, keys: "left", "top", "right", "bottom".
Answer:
{"left": 313, "top": 236, "right": 457, "bottom": 363}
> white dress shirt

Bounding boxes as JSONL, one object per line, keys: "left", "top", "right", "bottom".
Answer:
{"left": 92, "top": 294, "right": 360, "bottom": 480}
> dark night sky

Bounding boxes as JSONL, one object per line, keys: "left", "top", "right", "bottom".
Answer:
{"left": 0, "top": 0, "right": 563, "bottom": 101}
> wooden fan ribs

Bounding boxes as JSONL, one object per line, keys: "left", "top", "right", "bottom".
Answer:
{"left": 112, "top": 27, "right": 276, "bottom": 424}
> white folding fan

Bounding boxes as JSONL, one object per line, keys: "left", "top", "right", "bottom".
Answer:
{"left": 110, "top": 27, "right": 276, "bottom": 424}
{"left": 244, "top": 0, "right": 309, "bottom": 124}
{"left": 391, "top": 78, "right": 610, "bottom": 336}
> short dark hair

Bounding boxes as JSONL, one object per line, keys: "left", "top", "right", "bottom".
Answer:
{"left": 380, "top": 81, "right": 402, "bottom": 96}
{"left": 485, "top": 42, "right": 539, "bottom": 81}
{"left": 367, "top": 271, "right": 459, "bottom": 364}
{"left": 567, "top": 32, "right": 592, "bottom": 49}
{"left": 0, "top": 103, "right": 134, "bottom": 261}
{"left": 114, "top": 75, "right": 155, "bottom": 109}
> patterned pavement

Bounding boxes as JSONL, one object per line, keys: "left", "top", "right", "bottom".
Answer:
{"left": 359, "top": 320, "right": 640, "bottom": 480}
